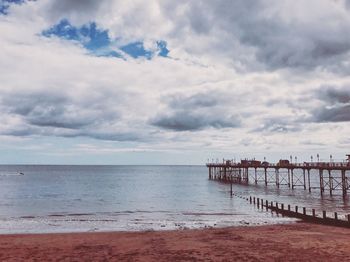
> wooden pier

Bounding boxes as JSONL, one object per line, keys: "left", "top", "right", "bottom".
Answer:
{"left": 207, "top": 156, "right": 350, "bottom": 197}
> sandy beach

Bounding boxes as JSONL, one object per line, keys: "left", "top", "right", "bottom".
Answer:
{"left": 0, "top": 222, "right": 349, "bottom": 261}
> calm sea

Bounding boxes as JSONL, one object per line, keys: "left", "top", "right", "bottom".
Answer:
{"left": 0, "top": 165, "right": 347, "bottom": 234}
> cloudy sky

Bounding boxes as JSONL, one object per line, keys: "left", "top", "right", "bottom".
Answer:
{"left": 1, "top": 0, "right": 350, "bottom": 164}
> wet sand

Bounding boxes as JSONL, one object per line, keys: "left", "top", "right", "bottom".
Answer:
{"left": 0, "top": 222, "right": 349, "bottom": 261}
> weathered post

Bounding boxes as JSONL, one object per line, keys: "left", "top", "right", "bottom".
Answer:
{"left": 342, "top": 170, "right": 347, "bottom": 197}
{"left": 328, "top": 170, "right": 333, "bottom": 196}
{"left": 319, "top": 169, "right": 324, "bottom": 195}
{"left": 255, "top": 168, "right": 257, "bottom": 184}
{"left": 275, "top": 168, "right": 280, "bottom": 188}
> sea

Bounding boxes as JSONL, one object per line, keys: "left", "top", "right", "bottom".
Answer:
{"left": 0, "top": 165, "right": 348, "bottom": 234}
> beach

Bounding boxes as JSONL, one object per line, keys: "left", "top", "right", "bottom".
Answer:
{"left": 0, "top": 222, "right": 349, "bottom": 261}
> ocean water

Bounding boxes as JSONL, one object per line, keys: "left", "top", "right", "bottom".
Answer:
{"left": 0, "top": 165, "right": 347, "bottom": 234}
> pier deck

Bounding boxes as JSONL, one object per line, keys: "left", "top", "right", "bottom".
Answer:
{"left": 207, "top": 159, "right": 350, "bottom": 196}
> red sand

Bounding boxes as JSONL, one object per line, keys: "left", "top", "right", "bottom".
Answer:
{"left": 0, "top": 223, "right": 349, "bottom": 261}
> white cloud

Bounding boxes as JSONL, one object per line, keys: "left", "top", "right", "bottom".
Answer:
{"left": 1, "top": 0, "right": 350, "bottom": 163}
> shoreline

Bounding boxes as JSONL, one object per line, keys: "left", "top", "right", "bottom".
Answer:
{"left": 1, "top": 222, "right": 350, "bottom": 261}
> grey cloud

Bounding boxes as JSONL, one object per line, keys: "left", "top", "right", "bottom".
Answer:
{"left": 311, "top": 86, "right": 350, "bottom": 122}
{"left": 44, "top": 0, "right": 113, "bottom": 27}
{"left": 318, "top": 87, "right": 350, "bottom": 104}
{"left": 0, "top": 91, "right": 145, "bottom": 142}
{"left": 43, "top": 1, "right": 350, "bottom": 72}
{"left": 172, "top": 0, "right": 350, "bottom": 71}
{"left": 47, "top": 0, "right": 103, "bottom": 21}
{"left": 152, "top": 111, "right": 240, "bottom": 131}
{"left": 314, "top": 105, "right": 350, "bottom": 122}
{"left": 2, "top": 93, "right": 99, "bottom": 129}
{"left": 61, "top": 130, "right": 142, "bottom": 142}
{"left": 167, "top": 92, "right": 225, "bottom": 109}
{"left": 151, "top": 91, "right": 241, "bottom": 131}
{"left": 251, "top": 118, "right": 301, "bottom": 133}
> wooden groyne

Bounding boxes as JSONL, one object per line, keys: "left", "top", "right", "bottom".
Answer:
{"left": 207, "top": 155, "right": 350, "bottom": 196}
{"left": 232, "top": 193, "right": 350, "bottom": 228}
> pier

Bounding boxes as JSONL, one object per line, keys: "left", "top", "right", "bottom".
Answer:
{"left": 207, "top": 154, "right": 350, "bottom": 197}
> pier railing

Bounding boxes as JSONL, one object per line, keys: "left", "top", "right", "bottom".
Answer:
{"left": 206, "top": 161, "right": 350, "bottom": 169}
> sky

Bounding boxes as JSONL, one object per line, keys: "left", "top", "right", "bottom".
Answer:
{"left": 1, "top": 0, "right": 350, "bottom": 165}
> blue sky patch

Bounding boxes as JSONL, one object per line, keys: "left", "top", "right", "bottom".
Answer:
{"left": 156, "top": 41, "right": 169, "bottom": 57}
{"left": 42, "top": 20, "right": 110, "bottom": 50}
{"left": 0, "top": 0, "right": 25, "bottom": 15}
{"left": 120, "top": 42, "right": 153, "bottom": 59}
{"left": 42, "top": 19, "right": 170, "bottom": 60}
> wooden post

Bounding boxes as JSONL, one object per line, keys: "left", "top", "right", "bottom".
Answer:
{"left": 334, "top": 212, "right": 338, "bottom": 220}
{"left": 291, "top": 169, "right": 294, "bottom": 189}
{"left": 319, "top": 169, "right": 324, "bottom": 195}
{"left": 312, "top": 209, "right": 316, "bottom": 217}
{"left": 276, "top": 168, "right": 279, "bottom": 188}
{"left": 288, "top": 169, "right": 291, "bottom": 188}
{"left": 265, "top": 200, "right": 268, "bottom": 210}
{"left": 254, "top": 168, "right": 257, "bottom": 184}
{"left": 257, "top": 198, "right": 260, "bottom": 208}
{"left": 281, "top": 203, "right": 284, "bottom": 210}
{"left": 348, "top": 214, "right": 350, "bottom": 223}
{"left": 342, "top": 170, "right": 347, "bottom": 197}
{"left": 323, "top": 211, "right": 326, "bottom": 219}
{"left": 288, "top": 205, "right": 291, "bottom": 211}
{"left": 295, "top": 206, "right": 298, "bottom": 213}
{"left": 303, "top": 207, "right": 306, "bottom": 216}
{"left": 250, "top": 196, "right": 252, "bottom": 203}
{"left": 264, "top": 168, "right": 267, "bottom": 186}
{"left": 246, "top": 167, "right": 249, "bottom": 183}
{"left": 303, "top": 169, "right": 306, "bottom": 190}
{"left": 308, "top": 169, "right": 311, "bottom": 192}
{"left": 328, "top": 169, "right": 333, "bottom": 196}
{"left": 230, "top": 182, "right": 233, "bottom": 196}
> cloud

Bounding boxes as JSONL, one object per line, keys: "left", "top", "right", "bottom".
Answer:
{"left": 0, "top": 90, "right": 139, "bottom": 141}
{"left": 45, "top": 0, "right": 105, "bottom": 23}
{"left": 151, "top": 91, "right": 241, "bottom": 131}
{"left": 251, "top": 117, "right": 302, "bottom": 133}
{"left": 152, "top": 111, "right": 240, "bottom": 131}
{"left": 312, "top": 86, "right": 350, "bottom": 122}
{"left": 314, "top": 105, "right": 350, "bottom": 122}
{"left": 2, "top": 0, "right": 350, "bottom": 162}
{"left": 178, "top": 0, "right": 350, "bottom": 71}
